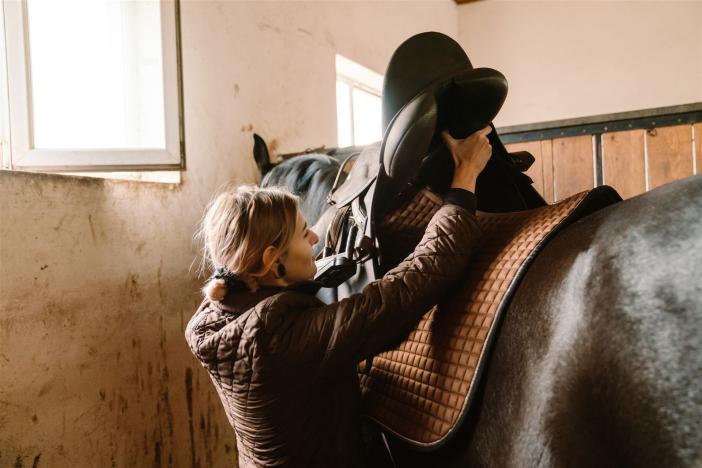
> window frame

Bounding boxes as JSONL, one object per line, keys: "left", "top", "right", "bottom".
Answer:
{"left": 2, "top": 0, "right": 185, "bottom": 172}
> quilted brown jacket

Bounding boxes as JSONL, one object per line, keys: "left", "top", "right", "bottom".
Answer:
{"left": 185, "top": 202, "right": 482, "bottom": 467}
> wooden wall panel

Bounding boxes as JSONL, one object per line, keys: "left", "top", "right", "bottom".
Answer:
{"left": 502, "top": 122, "right": 699, "bottom": 204}
{"left": 602, "top": 129, "right": 646, "bottom": 199}
{"left": 646, "top": 125, "right": 693, "bottom": 190}
{"left": 694, "top": 123, "right": 701, "bottom": 175}
{"left": 552, "top": 135, "right": 594, "bottom": 202}
{"left": 540, "top": 140, "right": 554, "bottom": 204}
{"left": 504, "top": 140, "right": 556, "bottom": 203}
{"left": 505, "top": 140, "right": 544, "bottom": 198}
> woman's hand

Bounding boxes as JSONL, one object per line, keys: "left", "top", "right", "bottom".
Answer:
{"left": 441, "top": 125, "right": 493, "bottom": 193}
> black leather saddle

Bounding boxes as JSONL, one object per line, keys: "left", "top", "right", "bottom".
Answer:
{"left": 314, "top": 32, "right": 546, "bottom": 298}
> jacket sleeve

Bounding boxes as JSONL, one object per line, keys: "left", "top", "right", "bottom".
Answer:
{"left": 268, "top": 203, "right": 483, "bottom": 374}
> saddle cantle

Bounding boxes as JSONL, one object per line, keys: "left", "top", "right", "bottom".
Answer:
{"left": 358, "top": 185, "right": 622, "bottom": 448}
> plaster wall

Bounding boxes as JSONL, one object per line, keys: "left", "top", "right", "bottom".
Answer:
{"left": 0, "top": 1, "right": 457, "bottom": 467}
{"left": 6, "top": 1, "right": 698, "bottom": 466}
{"left": 457, "top": 0, "right": 702, "bottom": 127}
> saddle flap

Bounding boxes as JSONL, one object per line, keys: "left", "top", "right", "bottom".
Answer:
{"left": 381, "top": 91, "right": 438, "bottom": 196}
{"left": 508, "top": 150, "right": 536, "bottom": 172}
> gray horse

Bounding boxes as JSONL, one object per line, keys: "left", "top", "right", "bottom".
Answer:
{"left": 254, "top": 136, "right": 702, "bottom": 467}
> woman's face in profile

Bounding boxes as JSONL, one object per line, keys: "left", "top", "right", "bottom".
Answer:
{"left": 280, "top": 210, "right": 319, "bottom": 283}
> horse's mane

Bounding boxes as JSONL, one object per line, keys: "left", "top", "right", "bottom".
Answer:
{"left": 261, "top": 154, "right": 339, "bottom": 195}
{"left": 260, "top": 154, "right": 342, "bottom": 233}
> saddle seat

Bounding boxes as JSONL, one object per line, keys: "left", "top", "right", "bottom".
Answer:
{"left": 357, "top": 184, "right": 622, "bottom": 449}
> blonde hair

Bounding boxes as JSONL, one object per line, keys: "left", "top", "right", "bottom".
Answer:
{"left": 195, "top": 184, "right": 300, "bottom": 300}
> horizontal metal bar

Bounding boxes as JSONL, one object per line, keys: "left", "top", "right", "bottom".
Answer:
{"left": 498, "top": 102, "right": 702, "bottom": 134}
{"left": 499, "top": 106, "right": 702, "bottom": 144}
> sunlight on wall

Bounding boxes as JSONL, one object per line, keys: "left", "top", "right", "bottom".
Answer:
{"left": 335, "top": 54, "right": 383, "bottom": 147}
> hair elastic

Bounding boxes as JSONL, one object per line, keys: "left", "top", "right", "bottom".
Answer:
{"left": 210, "top": 265, "right": 240, "bottom": 288}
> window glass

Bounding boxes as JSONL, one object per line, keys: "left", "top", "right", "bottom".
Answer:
{"left": 26, "top": 0, "right": 165, "bottom": 149}
{"left": 351, "top": 87, "right": 381, "bottom": 146}
{"left": 335, "top": 54, "right": 382, "bottom": 147}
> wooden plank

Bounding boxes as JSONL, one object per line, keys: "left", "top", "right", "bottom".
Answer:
{"left": 602, "top": 129, "right": 646, "bottom": 199}
{"left": 505, "top": 141, "right": 544, "bottom": 198}
{"left": 694, "top": 123, "right": 702, "bottom": 175}
{"left": 540, "top": 140, "right": 554, "bottom": 204}
{"left": 552, "top": 135, "right": 594, "bottom": 202}
{"left": 646, "top": 125, "right": 693, "bottom": 190}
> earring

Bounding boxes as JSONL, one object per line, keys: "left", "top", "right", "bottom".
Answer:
{"left": 276, "top": 263, "right": 286, "bottom": 278}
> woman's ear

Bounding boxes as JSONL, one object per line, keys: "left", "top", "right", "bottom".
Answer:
{"left": 261, "top": 245, "right": 280, "bottom": 273}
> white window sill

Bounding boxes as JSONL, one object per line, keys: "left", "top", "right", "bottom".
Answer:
{"left": 57, "top": 170, "right": 181, "bottom": 184}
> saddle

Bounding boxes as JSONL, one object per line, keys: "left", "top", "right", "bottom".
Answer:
{"left": 312, "top": 32, "right": 624, "bottom": 447}
{"left": 315, "top": 32, "right": 545, "bottom": 297}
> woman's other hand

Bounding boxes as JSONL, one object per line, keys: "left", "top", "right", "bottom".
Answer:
{"left": 441, "top": 125, "right": 493, "bottom": 193}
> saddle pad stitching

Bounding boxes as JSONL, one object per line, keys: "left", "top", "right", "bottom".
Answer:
{"left": 365, "top": 363, "right": 471, "bottom": 428}
{"left": 369, "top": 358, "right": 470, "bottom": 403}
{"left": 440, "top": 193, "right": 588, "bottom": 446}
{"left": 359, "top": 189, "right": 594, "bottom": 447}
{"left": 366, "top": 195, "right": 585, "bottom": 444}
{"left": 372, "top": 322, "right": 487, "bottom": 382}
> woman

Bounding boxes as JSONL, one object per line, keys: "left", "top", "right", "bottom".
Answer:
{"left": 185, "top": 126, "right": 493, "bottom": 467}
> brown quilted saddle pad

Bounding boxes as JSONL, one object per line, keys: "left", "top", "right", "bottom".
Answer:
{"left": 358, "top": 186, "right": 620, "bottom": 448}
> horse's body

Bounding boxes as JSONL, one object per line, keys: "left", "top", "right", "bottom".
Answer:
{"left": 390, "top": 174, "right": 702, "bottom": 467}
{"left": 255, "top": 141, "right": 702, "bottom": 466}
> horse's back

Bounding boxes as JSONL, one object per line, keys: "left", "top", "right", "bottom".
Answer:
{"left": 393, "top": 174, "right": 702, "bottom": 467}
{"left": 474, "top": 174, "right": 702, "bottom": 467}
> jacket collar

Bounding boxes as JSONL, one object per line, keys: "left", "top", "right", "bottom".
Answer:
{"left": 215, "top": 280, "right": 324, "bottom": 314}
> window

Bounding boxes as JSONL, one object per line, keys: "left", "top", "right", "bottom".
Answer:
{"left": 1, "top": 0, "right": 184, "bottom": 174}
{"left": 335, "top": 54, "right": 382, "bottom": 147}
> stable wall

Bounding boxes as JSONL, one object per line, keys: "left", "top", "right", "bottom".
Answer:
{"left": 457, "top": 0, "right": 702, "bottom": 127}
{"left": 0, "top": 2, "right": 457, "bottom": 467}
{"left": 5, "top": 1, "right": 698, "bottom": 466}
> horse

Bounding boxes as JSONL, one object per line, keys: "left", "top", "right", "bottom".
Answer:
{"left": 253, "top": 136, "right": 702, "bottom": 467}
{"left": 253, "top": 133, "right": 378, "bottom": 257}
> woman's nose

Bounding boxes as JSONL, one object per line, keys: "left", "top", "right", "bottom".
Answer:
{"left": 309, "top": 230, "right": 320, "bottom": 246}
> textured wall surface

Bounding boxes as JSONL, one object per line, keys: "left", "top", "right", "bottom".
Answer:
{"left": 4, "top": 1, "right": 695, "bottom": 466}
{"left": 457, "top": 0, "right": 702, "bottom": 127}
{"left": 0, "top": 2, "right": 457, "bottom": 467}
